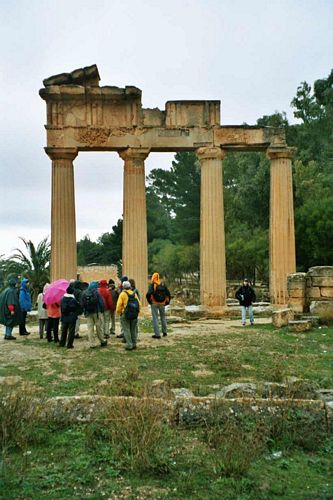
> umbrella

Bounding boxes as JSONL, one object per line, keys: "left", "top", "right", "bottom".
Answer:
{"left": 43, "top": 279, "right": 69, "bottom": 305}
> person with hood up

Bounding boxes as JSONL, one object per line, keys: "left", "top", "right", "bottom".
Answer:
{"left": 19, "top": 278, "right": 32, "bottom": 336}
{"left": 98, "top": 280, "right": 114, "bottom": 340}
{"left": 81, "top": 281, "right": 107, "bottom": 349}
{"left": 146, "top": 272, "right": 171, "bottom": 339}
{"left": 0, "top": 276, "right": 22, "bottom": 340}
{"left": 36, "top": 283, "right": 49, "bottom": 339}
{"left": 59, "top": 284, "right": 82, "bottom": 349}
{"left": 116, "top": 280, "right": 140, "bottom": 351}
{"left": 235, "top": 278, "right": 256, "bottom": 326}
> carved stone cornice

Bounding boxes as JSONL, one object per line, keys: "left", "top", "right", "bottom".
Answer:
{"left": 196, "top": 146, "right": 225, "bottom": 161}
{"left": 45, "top": 147, "right": 78, "bottom": 161}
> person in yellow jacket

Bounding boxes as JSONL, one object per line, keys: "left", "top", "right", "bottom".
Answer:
{"left": 116, "top": 281, "right": 141, "bottom": 350}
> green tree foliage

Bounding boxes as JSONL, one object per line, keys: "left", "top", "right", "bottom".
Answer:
{"left": 7, "top": 237, "right": 51, "bottom": 301}
{"left": 147, "top": 152, "right": 200, "bottom": 245}
{"left": 77, "top": 219, "right": 123, "bottom": 269}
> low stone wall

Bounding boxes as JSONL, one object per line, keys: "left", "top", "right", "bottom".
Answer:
{"left": 77, "top": 265, "right": 118, "bottom": 284}
{"left": 288, "top": 267, "right": 333, "bottom": 322}
{"left": 36, "top": 395, "right": 333, "bottom": 429}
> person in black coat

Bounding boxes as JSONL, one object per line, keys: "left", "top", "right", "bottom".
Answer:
{"left": 59, "top": 284, "right": 81, "bottom": 348}
{"left": 235, "top": 279, "right": 256, "bottom": 326}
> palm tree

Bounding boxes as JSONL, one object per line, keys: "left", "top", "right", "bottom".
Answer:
{"left": 8, "top": 237, "right": 51, "bottom": 303}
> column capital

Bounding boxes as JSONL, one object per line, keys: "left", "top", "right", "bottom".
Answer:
{"left": 266, "top": 147, "right": 296, "bottom": 161}
{"left": 45, "top": 147, "right": 78, "bottom": 161}
{"left": 118, "top": 147, "right": 150, "bottom": 162}
{"left": 196, "top": 146, "right": 225, "bottom": 161}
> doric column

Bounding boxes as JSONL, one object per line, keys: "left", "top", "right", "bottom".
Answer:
{"left": 196, "top": 147, "right": 226, "bottom": 307}
{"left": 267, "top": 147, "right": 296, "bottom": 305}
{"left": 119, "top": 148, "right": 150, "bottom": 303}
{"left": 46, "top": 148, "right": 78, "bottom": 282}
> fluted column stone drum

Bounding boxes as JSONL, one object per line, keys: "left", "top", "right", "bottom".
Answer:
{"left": 46, "top": 148, "right": 78, "bottom": 282}
{"left": 268, "top": 148, "right": 296, "bottom": 305}
{"left": 196, "top": 147, "right": 226, "bottom": 307}
{"left": 119, "top": 148, "right": 150, "bottom": 304}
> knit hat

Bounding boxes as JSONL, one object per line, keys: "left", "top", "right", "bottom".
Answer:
{"left": 66, "top": 284, "right": 74, "bottom": 294}
{"left": 108, "top": 278, "right": 115, "bottom": 285}
{"left": 122, "top": 281, "right": 131, "bottom": 290}
{"left": 120, "top": 275, "right": 128, "bottom": 283}
{"left": 99, "top": 279, "right": 108, "bottom": 287}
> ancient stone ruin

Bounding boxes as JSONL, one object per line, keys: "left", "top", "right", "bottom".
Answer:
{"left": 40, "top": 64, "right": 296, "bottom": 307}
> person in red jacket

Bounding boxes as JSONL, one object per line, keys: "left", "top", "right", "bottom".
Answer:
{"left": 98, "top": 280, "right": 114, "bottom": 340}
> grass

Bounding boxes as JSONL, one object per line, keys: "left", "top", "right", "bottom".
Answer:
{"left": 0, "top": 319, "right": 332, "bottom": 498}
{"left": 1, "top": 419, "right": 332, "bottom": 499}
{"left": 0, "top": 321, "right": 332, "bottom": 398}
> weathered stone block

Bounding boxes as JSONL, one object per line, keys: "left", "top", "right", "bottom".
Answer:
{"left": 288, "top": 320, "right": 312, "bottom": 333}
{"left": 311, "top": 277, "right": 333, "bottom": 287}
{"left": 309, "top": 301, "right": 333, "bottom": 322}
{"left": 215, "top": 383, "right": 257, "bottom": 398}
{"left": 287, "top": 272, "right": 306, "bottom": 289}
{"left": 289, "top": 289, "right": 306, "bottom": 298}
{"left": 307, "top": 287, "right": 321, "bottom": 298}
{"left": 272, "top": 308, "right": 294, "bottom": 327}
{"left": 301, "top": 315, "right": 320, "bottom": 326}
{"left": 320, "top": 287, "right": 333, "bottom": 298}
{"left": 308, "top": 266, "right": 333, "bottom": 277}
{"left": 288, "top": 297, "right": 305, "bottom": 313}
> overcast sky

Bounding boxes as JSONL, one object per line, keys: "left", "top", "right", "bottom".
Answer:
{"left": 0, "top": 0, "right": 332, "bottom": 257}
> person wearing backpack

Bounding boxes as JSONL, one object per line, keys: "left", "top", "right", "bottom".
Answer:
{"left": 146, "top": 272, "right": 171, "bottom": 339}
{"left": 108, "top": 279, "right": 118, "bottom": 335}
{"left": 98, "top": 279, "right": 113, "bottom": 340}
{"left": 116, "top": 280, "right": 140, "bottom": 351}
{"left": 59, "top": 284, "right": 81, "bottom": 349}
{"left": 81, "top": 281, "right": 107, "bottom": 349}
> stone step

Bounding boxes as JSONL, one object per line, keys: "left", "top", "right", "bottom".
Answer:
{"left": 288, "top": 320, "right": 312, "bottom": 333}
{"left": 301, "top": 315, "right": 320, "bottom": 326}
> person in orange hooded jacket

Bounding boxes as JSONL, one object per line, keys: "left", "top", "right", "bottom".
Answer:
{"left": 146, "top": 272, "right": 171, "bottom": 339}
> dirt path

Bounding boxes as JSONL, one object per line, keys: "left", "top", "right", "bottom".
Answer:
{"left": 0, "top": 317, "right": 272, "bottom": 366}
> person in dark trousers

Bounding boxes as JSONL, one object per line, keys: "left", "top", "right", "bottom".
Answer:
{"left": 116, "top": 281, "right": 140, "bottom": 351}
{"left": 59, "top": 284, "right": 81, "bottom": 349}
{"left": 108, "top": 279, "right": 118, "bottom": 335}
{"left": 0, "top": 276, "right": 22, "bottom": 340}
{"left": 235, "top": 278, "right": 256, "bottom": 326}
{"left": 19, "top": 278, "right": 32, "bottom": 335}
{"left": 146, "top": 272, "right": 171, "bottom": 339}
{"left": 72, "top": 280, "right": 84, "bottom": 338}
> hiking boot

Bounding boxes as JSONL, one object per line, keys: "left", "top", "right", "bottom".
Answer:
{"left": 125, "top": 346, "right": 133, "bottom": 351}
{"left": 4, "top": 335, "right": 16, "bottom": 340}
{"left": 100, "top": 340, "right": 107, "bottom": 347}
{"left": 19, "top": 332, "right": 29, "bottom": 336}
{"left": 152, "top": 334, "right": 161, "bottom": 339}
{"left": 116, "top": 334, "right": 124, "bottom": 338}
{"left": 163, "top": 333, "right": 167, "bottom": 337}
{"left": 104, "top": 334, "right": 110, "bottom": 339}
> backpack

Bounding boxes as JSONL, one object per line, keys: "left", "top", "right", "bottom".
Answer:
{"left": 82, "top": 290, "right": 98, "bottom": 313}
{"left": 124, "top": 291, "right": 139, "bottom": 320}
{"left": 153, "top": 284, "right": 167, "bottom": 303}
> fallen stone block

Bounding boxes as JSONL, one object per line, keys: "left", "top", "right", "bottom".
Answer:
{"left": 272, "top": 308, "right": 294, "bottom": 328}
{"left": 288, "top": 320, "right": 312, "bottom": 333}
{"left": 215, "top": 382, "right": 257, "bottom": 398}
{"left": 309, "top": 301, "right": 333, "bottom": 323}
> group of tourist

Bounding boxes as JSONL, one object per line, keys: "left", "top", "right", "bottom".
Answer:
{"left": 0, "top": 272, "right": 171, "bottom": 352}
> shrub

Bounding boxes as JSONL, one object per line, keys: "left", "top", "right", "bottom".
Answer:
{"left": 203, "top": 404, "right": 267, "bottom": 477}
{"left": 0, "top": 382, "right": 41, "bottom": 475}
{"left": 85, "top": 397, "right": 175, "bottom": 474}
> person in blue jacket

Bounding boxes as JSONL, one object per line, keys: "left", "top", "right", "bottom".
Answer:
{"left": 19, "top": 278, "right": 32, "bottom": 336}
